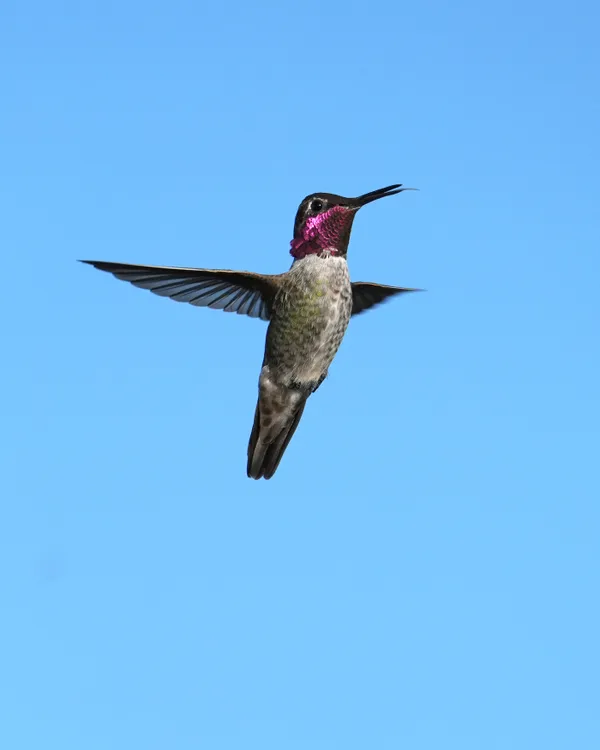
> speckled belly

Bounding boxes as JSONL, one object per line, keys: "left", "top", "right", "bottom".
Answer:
{"left": 265, "top": 256, "right": 352, "bottom": 387}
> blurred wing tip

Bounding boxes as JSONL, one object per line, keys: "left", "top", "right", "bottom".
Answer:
{"left": 79, "top": 259, "right": 109, "bottom": 269}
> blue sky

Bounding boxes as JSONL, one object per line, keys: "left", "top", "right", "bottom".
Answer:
{"left": 2, "top": 0, "right": 599, "bottom": 747}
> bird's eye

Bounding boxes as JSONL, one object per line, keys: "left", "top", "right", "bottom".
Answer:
{"left": 309, "top": 199, "right": 324, "bottom": 212}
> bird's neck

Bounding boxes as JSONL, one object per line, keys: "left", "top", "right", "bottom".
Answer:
{"left": 290, "top": 237, "right": 342, "bottom": 260}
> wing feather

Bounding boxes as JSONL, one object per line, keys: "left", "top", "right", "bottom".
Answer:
{"left": 81, "top": 260, "right": 280, "bottom": 321}
{"left": 351, "top": 282, "right": 421, "bottom": 316}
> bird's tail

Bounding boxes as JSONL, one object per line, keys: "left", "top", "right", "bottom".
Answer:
{"left": 247, "top": 393, "right": 307, "bottom": 480}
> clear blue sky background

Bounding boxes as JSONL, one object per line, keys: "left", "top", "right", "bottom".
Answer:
{"left": 2, "top": 1, "right": 599, "bottom": 748}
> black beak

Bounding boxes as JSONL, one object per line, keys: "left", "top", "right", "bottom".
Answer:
{"left": 353, "top": 183, "right": 417, "bottom": 208}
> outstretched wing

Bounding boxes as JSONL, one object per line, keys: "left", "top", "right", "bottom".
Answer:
{"left": 351, "top": 282, "right": 421, "bottom": 316}
{"left": 80, "top": 260, "right": 281, "bottom": 321}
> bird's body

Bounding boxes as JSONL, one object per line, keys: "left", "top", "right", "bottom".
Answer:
{"left": 81, "top": 183, "right": 420, "bottom": 479}
{"left": 266, "top": 253, "right": 352, "bottom": 389}
{"left": 248, "top": 253, "right": 352, "bottom": 478}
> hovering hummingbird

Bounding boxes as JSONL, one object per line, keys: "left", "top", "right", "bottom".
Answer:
{"left": 82, "top": 183, "right": 419, "bottom": 479}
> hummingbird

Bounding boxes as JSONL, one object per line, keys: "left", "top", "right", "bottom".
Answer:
{"left": 81, "top": 183, "right": 419, "bottom": 479}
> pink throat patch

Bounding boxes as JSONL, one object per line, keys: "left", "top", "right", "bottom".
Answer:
{"left": 290, "top": 205, "right": 353, "bottom": 259}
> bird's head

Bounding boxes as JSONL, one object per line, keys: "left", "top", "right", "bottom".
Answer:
{"left": 290, "top": 184, "right": 416, "bottom": 260}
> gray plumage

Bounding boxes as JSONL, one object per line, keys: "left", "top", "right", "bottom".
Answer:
{"left": 248, "top": 253, "right": 352, "bottom": 479}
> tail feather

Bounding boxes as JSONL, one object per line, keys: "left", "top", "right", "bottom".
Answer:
{"left": 247, "top": 398, "right": 307, "bottom": 480}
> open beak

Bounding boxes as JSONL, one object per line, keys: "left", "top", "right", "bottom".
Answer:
{"left": 353, "top": 183, "right": 417, "bottom": 208}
